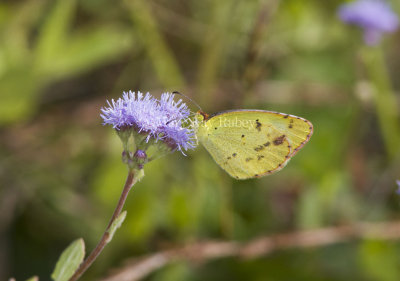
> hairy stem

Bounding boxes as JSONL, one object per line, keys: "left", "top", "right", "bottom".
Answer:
{"left": 69, "top": 170, "right": 139, "bottom": 281}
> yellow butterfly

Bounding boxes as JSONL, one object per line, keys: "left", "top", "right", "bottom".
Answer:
{"left": 195, "top": 109, "right": 313, "bottom": 180}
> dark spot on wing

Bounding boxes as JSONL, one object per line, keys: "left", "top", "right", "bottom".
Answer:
{"left": 214, "top": 127, "right": 217, "bottom": 130}
{"left": 227, "top": 156, "right": 231, "bottom": 160}
{"left": 284, "top": 115, "right": 289, "bottom": 119}
{"left": 273, "top": 135, "right": 286, "bottom": 146}
{"left": 290, "top": 119, "right": 294, "bottom": 123}
{"left": 288, "top": 124, "right": 293, "bottom": 129}
{"left": 263, "top": 142, "right": 270, "bottom": 147}
{"left": 245, "top": 157, "right": 253, "bottom": 162}
{"left": 255, "top": 120, "right": 262, "bottom": 131}
{"left": 254, "top": 145, "right": 264, "bottom": 152}
{"left": 255, "top": 174, "right": 259, "bottom": 177}
{"left": 241, "top": 135, "right": 245, "bottom": 138}
{"left": 257, "top": 155, "right": 265, "bottom": 161}
{"left": 232, "top": 153, "right": 237, "bottom": 157}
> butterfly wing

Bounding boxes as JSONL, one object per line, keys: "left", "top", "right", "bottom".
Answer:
{"left": 196, "top": 110, "right": 313, "bottom": 179}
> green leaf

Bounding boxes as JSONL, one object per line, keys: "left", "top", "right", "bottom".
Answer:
{"left": 51, "top": 238, "right": 85, "bottom": 281}
{"left": 106, "top": 211, "right": 127, "bottom": 243}
{"left": 26, "top": 276, "right": 39, "bottom": 281}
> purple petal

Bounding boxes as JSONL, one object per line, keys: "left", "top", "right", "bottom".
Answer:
{"left": 338, "top": 0, "right": 399, "bottom": 44}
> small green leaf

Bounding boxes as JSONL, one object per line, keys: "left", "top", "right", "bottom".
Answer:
{"left": 51, "top": 238, "right": 85, "bottom": 281}
{"left": 106, "top": 211, "right": 127, "bottom": 243}
{"left": 26, "top": 276, "right": 39, "bottom": 281}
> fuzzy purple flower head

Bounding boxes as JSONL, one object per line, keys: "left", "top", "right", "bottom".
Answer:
{"left": 101, "top": 91, "right": 196, "bottom": 168}
{"left": 338, "top": 0, "right": 399, "bottom": 45}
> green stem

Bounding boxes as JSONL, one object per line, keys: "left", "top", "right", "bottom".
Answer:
{"left": 68, "top": 169, "right": 142, "bottom": 281}
{"left": 360, "top": 46, "right": 400, "bottom": 160}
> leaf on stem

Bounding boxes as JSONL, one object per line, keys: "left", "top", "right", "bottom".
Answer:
{"left": 51, "top": 238, "right": 85, "bottom": 281}
{"left": 106, "top": 211, "right": 127, "bottom": 243}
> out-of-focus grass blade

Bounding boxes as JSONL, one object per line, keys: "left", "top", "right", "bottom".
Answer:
{"left": 38, "top": 27, "right": 133, "bottom": 80}
{"left": 34, "top": 0, "right": 76, "bottom": 66}
{"left": 2, "top": 0, "right": 46, "bottom": 65}
{"left": 125, "top": 0, "right": 184, "bottom": 89}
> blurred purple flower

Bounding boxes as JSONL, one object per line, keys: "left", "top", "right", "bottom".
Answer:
{"left": 338, "top": 0, "right": 399, "bottom": 45}
{"left": 396, "top": 179, "right": 400, "bottom": 195}
{"left": 101, "top": 91, "right": 196, "bottom": 154}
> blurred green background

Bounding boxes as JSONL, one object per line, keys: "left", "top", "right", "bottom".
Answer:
{"left": 1, "top": 0, "right": 400, "bottom": 280}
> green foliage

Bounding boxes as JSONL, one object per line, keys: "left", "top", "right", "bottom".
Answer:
{"left": 51, "top": 239, "right": 85, "bottom": 281}
{"left": 126, "top": 0, "right": 184, "bottom": 89}
{"left": 2, "top": 0, "right": 400, "bottom": 280}
{"left": 359, "top": 240, "right": 400, "bottom": 281}
{"left": 153, "top": 262, "right": 193, "bottom": 281}
{"left": 0, "top": 0, "right": 133, "bottom": 123}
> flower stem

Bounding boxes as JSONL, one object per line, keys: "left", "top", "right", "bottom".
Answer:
{"left": 68, "top": 170, "right": 140, "bottom": 281}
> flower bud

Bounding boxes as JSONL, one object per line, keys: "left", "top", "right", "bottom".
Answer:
{"left": 134, "top": 149, "right": 147, "bottom": 159}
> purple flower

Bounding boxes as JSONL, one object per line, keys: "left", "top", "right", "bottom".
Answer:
{"left": 101, "top": 91, "right": 196, "bottom": 154}
{"left": 396, "top": 179, "right": 400, "bottom": 195}
{"left": 161, "top": 124, "right": 196, "bottom": 154}
{"left": 159, "top": 93, "right": 190, "bottom": 121}
{"left": 338, "top": 0, "right": 399, "bottom": 45}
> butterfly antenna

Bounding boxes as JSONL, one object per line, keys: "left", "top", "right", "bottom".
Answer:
{"left": 172, "top": 91, "right": 202, "bottom": 112}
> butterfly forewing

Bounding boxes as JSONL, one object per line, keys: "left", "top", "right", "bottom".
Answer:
{"left": 196, "top": 110, "right": 313, "bottom": 179}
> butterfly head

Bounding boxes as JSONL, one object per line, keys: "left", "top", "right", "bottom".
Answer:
{"left": 197, "top": 110, "right": 210, "bottom": 121}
